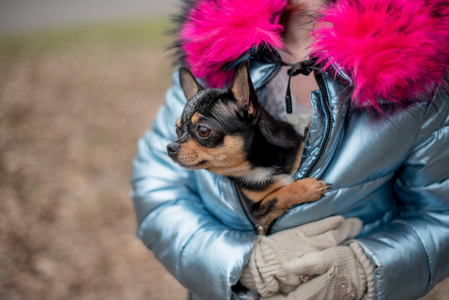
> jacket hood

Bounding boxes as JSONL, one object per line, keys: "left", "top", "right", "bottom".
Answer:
{"left": 174, "top": 0, "right": 449, "bottom": 109}
{"left": 174, "top": 0, "right": 287, "bottom": 87}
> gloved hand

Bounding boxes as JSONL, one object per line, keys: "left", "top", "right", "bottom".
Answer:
{"left": 239, "top": 216, "right": 364, "bottom": 297}
{"left": 262, "top": 242, "right": 375, "bottom": 300}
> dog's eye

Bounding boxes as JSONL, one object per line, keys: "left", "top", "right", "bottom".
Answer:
{"left": 197, "top": 125, "right": 211, "bottom": 138}
{"left": 176, "top": 127, "right": 181, "bottom": 138}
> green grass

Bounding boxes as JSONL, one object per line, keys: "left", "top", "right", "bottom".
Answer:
{"left": 0, "top": 17, "right": 173, "bottom": 56}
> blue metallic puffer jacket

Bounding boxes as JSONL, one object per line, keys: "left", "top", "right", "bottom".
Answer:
{"left": 131, "top": 0, "right": 449, "bottom": 299}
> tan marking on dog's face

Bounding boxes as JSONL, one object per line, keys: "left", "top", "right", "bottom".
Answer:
{"left": 190, "top": 112, "right": 201, "bottom": 125}
{"left": 176, "top": 117, "right": 181, "bottom": 128}
{"left": 175, "top": 135, "right": 251, "bottom": 176}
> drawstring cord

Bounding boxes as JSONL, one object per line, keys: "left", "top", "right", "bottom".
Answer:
{"left": 228, "top": 48, "right": 319, "bottom": 114}
{"left": 283, "top": 59, "right": 317, "bottom": 114}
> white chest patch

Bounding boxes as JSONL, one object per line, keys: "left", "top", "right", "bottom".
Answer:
{"left": 239, "top": 167, "right": 274, "bottom": 185}
{"left": 273, "top": 174, "right": 294, "bottom": 186}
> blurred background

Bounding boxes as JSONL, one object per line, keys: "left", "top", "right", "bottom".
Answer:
{"left": 0, "top": 1, "right": 448, "bottom": 299}
{"left": 0, "top": 0, "right": 188, "bottom": 299}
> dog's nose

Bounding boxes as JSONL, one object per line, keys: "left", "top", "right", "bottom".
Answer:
{"left": 167, "top": 142, "right": 181, "bottom": 156}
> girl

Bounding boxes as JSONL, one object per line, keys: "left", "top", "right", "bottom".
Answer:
{"left": 131, "top": 0, "right": 449, "bottom": 298}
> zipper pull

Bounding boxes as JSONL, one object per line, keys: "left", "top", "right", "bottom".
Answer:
{"left": 285, "top": 75, "right": 294, "bottom": 114}
{"left": 285, "top": 59, "right": 316, "bottom": 114}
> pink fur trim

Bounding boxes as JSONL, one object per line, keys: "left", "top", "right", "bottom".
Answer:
{"left": 180, "top": 0, "right": 288, "bottom": 88}
{"left": 311, "top": 0, "right": 449, "bottom": 110}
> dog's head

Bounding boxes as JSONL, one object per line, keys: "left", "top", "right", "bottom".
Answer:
{"left": 166, "top": 62, "right": 260, "bottom": 177}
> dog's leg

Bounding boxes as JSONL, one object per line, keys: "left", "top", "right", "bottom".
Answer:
{"left": 252, "top": 178, "right": 329, "bottom": 234}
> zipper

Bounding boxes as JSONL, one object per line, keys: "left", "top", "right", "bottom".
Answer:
{"left": 255, "top": 48, "right": 284, "bottom": 90}
{"left": 235, "top": 187, "right": 265, "bottom": 234}
{"left": 262, "top": 71, "right": 333, "bottom": 235}
{"left": 255, "top": 64, "right": 282, "bottom": 91}
{"left": 300, "top": 71, "right": 333, "bottom": 179}
{"left": 223, "top": 51, "right": 250, "bottom": 71}
{"left": 237, "top": 70, "right": 332, "bottom": 235}
{"left": 264, "top": 71, "right": 333, "bottom": 234}
{"left": 231, "top": 52, "right": 335, "bottom": 234}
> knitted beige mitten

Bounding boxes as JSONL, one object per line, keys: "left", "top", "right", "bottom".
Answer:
{"left": 259, "top": 242, "right": 374, "bottom": 300}
{"left": 240, "top": 216, "right": 363, "bottom": 297}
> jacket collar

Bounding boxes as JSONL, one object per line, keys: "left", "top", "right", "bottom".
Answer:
{"left": 175, "top": 0, "right": 449, "bottom": 110}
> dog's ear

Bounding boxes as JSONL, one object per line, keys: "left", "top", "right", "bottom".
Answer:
{"left": 230, "top": 62, "right": 259, "bottom": 121}
{"left": 179, "top": 67, "right": 203, "bottom": 101}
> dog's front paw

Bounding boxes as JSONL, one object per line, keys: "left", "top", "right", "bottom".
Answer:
{"left": 293, "top": 177, "right": 331, "bottom": 202}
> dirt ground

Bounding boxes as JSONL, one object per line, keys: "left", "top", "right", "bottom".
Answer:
{"left": 0, "top": 19, "right": 448, "bottom": 300}
{"left": 0, "top": 20, "right": 188, "bottom": 300}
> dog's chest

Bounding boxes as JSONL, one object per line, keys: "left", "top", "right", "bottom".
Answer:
{"left": 238, "top": 167, "right": 293, "bottom": 188}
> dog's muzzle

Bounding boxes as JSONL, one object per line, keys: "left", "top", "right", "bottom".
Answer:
{"left": 166, "top": 142, "right": 181, "bottom": 159}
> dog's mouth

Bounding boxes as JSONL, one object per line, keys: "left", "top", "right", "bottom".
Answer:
{"left": 176, "top": 159, "right": 208, "bottom": 170}
{"left": 166, "top": 146, "right": 209, "bottom": 170}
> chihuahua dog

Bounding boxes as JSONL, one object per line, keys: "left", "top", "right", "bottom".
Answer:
{"left": 167, "top": 62, "right": 328, "bottom": 234}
